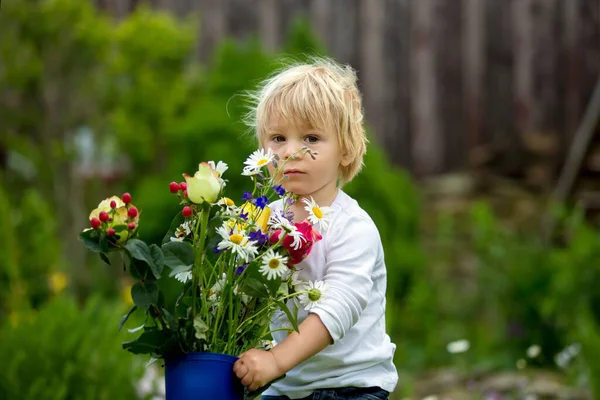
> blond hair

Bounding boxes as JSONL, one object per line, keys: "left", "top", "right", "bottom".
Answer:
{"left": 244, "top": 56, "right": 367, "bottom": 185}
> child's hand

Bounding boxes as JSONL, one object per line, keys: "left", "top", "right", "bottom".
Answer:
{"left": 233, "top": 349, "right": 283, "bottom": 392}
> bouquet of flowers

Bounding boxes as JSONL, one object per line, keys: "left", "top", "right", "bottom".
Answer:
{"left": 79, "top": 148, "right": 329, "bottom": 365}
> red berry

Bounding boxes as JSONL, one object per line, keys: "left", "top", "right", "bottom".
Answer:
{"left": 179, "top": 182, "right": 187, "bottom": 190}
{"left": 99, "top": 211, "right": 109, "bottom": 222}
{"left": 183, "top": 190, "right": 188, "bottom": 198}
{"left": 90, "top": 218, "right": 101, "bottom": 229}
{"left": 182, "top": 206, "right": 192, "bottom": 218}
{"left": 169, "top": 182, "right": 180, "bottom": 193}
{"left": 107, "top": 228, "right": 116, "bottom": 236}
{"left": 128, "top": 222, "right": 136, "bottom": 230}
{"left": 122, "top": 192, "right": 132, "bottom": 204}
{"left": 127, "top": 206, "right": 138, "bottom": 218}
{"left": 110, "top": 200, "right": 117, "bottom": 209}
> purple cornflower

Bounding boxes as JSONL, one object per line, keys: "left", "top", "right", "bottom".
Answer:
{"left": 272, "top": 185, "right": 285, "bottom": 196}
{"left": 248, "top": 230, "right": 268, "bottom": 245}
{"left": 255, "top": 196, "right": 269, "bottom": 209}
{"left": 235, "top": 264, "right": 247, "bottom": 275}
{"left": 242, "top": 191, "right": 253, "bottom": 201}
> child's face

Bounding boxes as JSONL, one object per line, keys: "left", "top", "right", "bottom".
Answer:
{"left": 263, "top": 115, "right": 350, "bottom": 206}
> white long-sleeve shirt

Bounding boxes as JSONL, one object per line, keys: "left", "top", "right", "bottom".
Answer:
{"left": 263, "top": 190, "right": 398, "bottom": 399}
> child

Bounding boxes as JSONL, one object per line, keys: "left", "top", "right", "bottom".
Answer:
{"left": 232, "top": 57, "right": 398, "bottom": 400}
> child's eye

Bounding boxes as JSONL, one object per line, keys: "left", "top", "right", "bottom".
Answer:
{"left": 271, "top": 135, "right": 285, "bottom": 143}
{"left": 305, "top": 135, "right": 319, "bottom": 144}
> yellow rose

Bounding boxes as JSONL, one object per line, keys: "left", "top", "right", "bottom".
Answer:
{"left": 183, "top": 163, "right": 221, "bottom": 204}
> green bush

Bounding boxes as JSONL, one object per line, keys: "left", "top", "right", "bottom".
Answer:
{"left": 0, "top": 182, "right": 67, "bottom": 320}
{"left": 0, "top": 295, "right": 145, "bottom": 400}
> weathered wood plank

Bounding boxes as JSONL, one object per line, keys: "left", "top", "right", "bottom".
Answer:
{"left": 411, "top": 0, "right": 443, "bottom": 176}
{"left": 463, "top": 0, "right": 485, "bottom": 156}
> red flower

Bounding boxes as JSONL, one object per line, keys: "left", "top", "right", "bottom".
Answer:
{"left": 270, "top": 221, "right": 322, "bottom": 265}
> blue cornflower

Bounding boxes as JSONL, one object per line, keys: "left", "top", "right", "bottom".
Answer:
{"left": 240, "top": 212, "right": 248, "bottom": 221}
{"left": 272, "top": 185, "right": 285, "bottom": 196}
{"left": 242, "top": 191, "right": 253, "bottom": 201}
{"left": 248, "top": 230, "right": 268, "bottom": 245}
{"left": 235, "top": 264, "right": 248, "bottom": 275}
{"left": 213, "top": 245, "right": 224, "bottom": 254}
{"left": 255, "top": 196, "right": 269, "bottom": 209}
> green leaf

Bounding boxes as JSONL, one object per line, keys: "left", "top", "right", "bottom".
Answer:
{"left": 241, "top": 278, "right": 269, "bottom": 298}
{"left": 131, "top": 282, "right": 159, "bottom": 310}
{"left": 274, "top": 299, "right": 299, "bottom": 333}
{"left": 78, "top": 230, "right": 102, "bottom": 252}
{"left": 122, "top": 328, "right": 167, "bottom": 355}
{"left": 99, "top": 252, "right": 111, "bottom": 265}
{"left": 125, "top": 239, "right": 161, "bottom": 279}
{"left": 162, "top": 241, "right": 194, "bottom": 270}
{"left": 264, "top": 275, "right": 281, "bottom": 295}
{"left": 161, "top": 308, "right": 177, "bottom": 330}
{"left": 100, "top": 235, "right": 109, "bottom": 253}
{"left": 149, "top": 244, "right": 164, "bottom": 278}
{"left": 162, "top": 212, "right": 186, "bottom": 245}
{"left": 119, "top": 305, "right": 138, "bottom": 331}
{"left": 130, "top": 258, "right": 153, "bottom": 280}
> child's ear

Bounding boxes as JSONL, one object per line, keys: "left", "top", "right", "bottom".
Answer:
{"left": 340, "top": 152, "right": 351, "bottom": 167}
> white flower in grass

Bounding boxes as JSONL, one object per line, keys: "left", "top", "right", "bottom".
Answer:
{"left": 301, "top": 197, "right": 332, "bottom": 230}
{"left": 298, "top": 280, "right": 328, "bottom": 311}
{"left": 446, "top": 339, "right": 470, "bottom": 354}
{"left": 216, "top": 224, "right": 258, "bottom": 262}
{"left": 242, "top": 148, "right": 274, "bottom": 176}
{"left": 527, "top": 344, "right": 541, "bottom": 358}
{"left": 259, "top": 249, "right": 289, "bottom": 280}
{"left": 174, "top": 271, "right": 192, "bottom": 283}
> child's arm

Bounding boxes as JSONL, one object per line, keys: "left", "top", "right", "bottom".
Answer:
{"left": 233, "top": 313, "right": 332, "bottom": 391}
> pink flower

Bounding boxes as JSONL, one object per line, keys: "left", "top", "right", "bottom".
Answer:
{"left": 270, "top": 221, "right": 322, "bottom": 265}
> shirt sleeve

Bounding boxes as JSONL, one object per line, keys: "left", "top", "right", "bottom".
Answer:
{"left": 309, "top": 213, "right": 380, "bottom": 343}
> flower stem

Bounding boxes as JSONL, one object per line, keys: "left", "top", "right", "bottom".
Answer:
{"left": 192, "top": 208, "right": 210, "bottom": 321}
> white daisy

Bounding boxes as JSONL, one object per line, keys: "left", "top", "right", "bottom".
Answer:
{"left": 208, "top": 160, "right": 228, "bottom": 176}
{"left": 216, "top": 224, "right": 258, "bottom": 262}
{"left": 170, "top": 220, "right": 194, "bottom": 242}
{"left": 208, "top": 273, "right": 227, "bottom": 302}
{"left": 298, "top": 280, "right": 329, "bottom": 311}
{"left": 242, "top": 148, "right": 274, "bottom": 176}
{"left": 233, "top": 284, "right": 250, "bottom": 305}
{"left": 302, "top": 197, "right": 332, "bottom": 230}
{"left": 217, "top": 197, "right": 238, "bottom": 216}
{"left": 268, "top": 209, "right": 294, "bottom": 231}
{"left": 174, "top": 270, "right": 192, "bottom": 283}
{"left": 259, "top": 249, "right": 289, "bottom": 280}
{"left": 285, "top": 226, "right": 305, "bottom": 250}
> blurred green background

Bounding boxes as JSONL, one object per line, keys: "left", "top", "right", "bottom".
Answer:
{"left": 1, "top": 0, "right": 600, "bottom": 399}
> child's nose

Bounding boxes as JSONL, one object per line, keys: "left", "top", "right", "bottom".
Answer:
{"left": 282, "top": 143, "right": 301, "bottom": 160}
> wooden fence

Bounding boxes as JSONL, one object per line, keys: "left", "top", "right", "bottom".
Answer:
{"left": 97, "top": 0, "right": 600, "bottom": 182}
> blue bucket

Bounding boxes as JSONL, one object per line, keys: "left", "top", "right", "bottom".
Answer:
{"left": 165, "top": 352, "right": 244, "bottom": 400}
